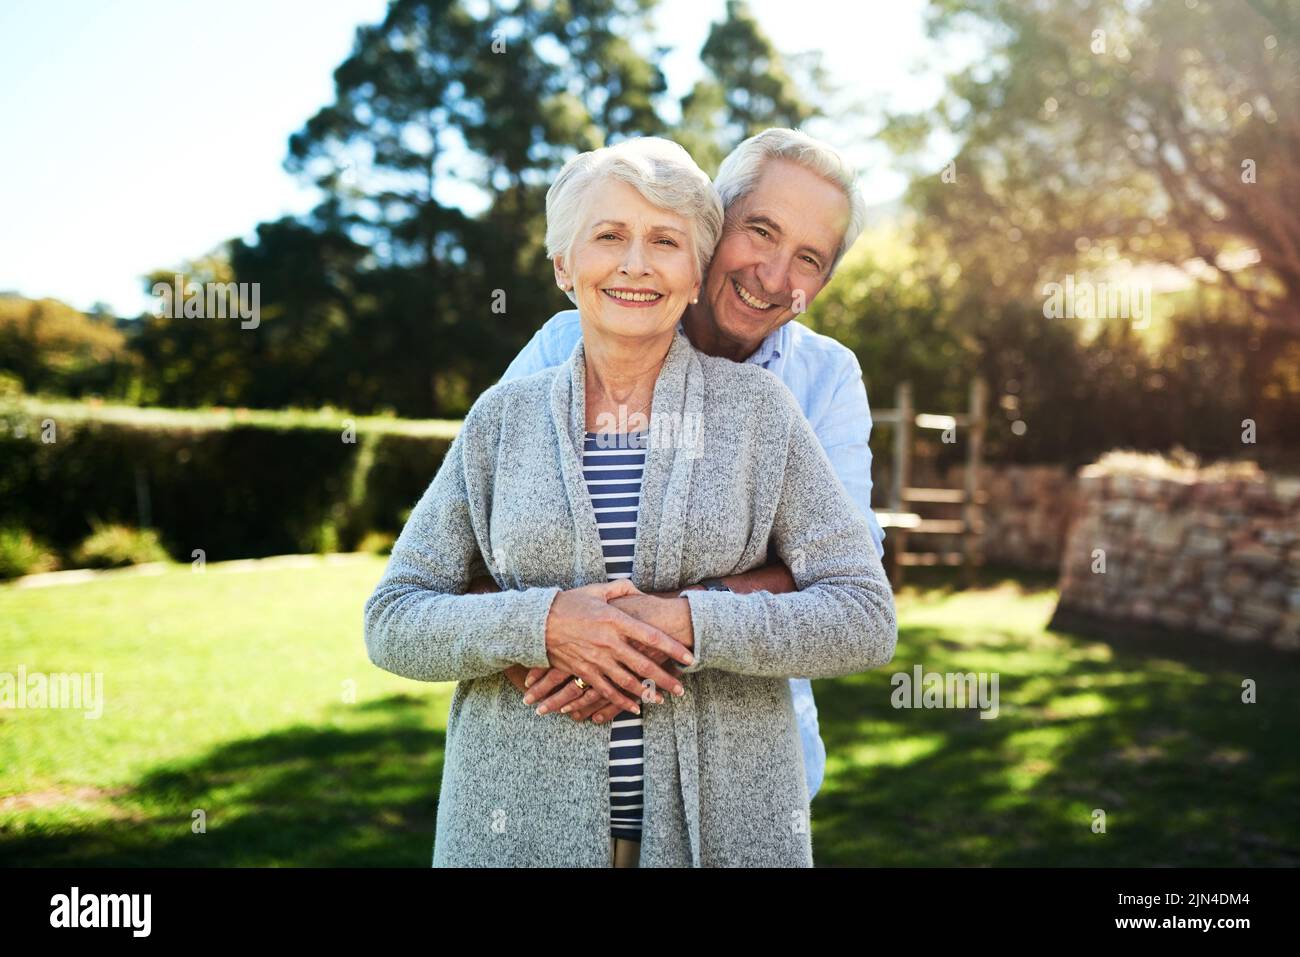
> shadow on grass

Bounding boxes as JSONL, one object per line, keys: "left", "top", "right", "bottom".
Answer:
{"left": 811, "top": 618, "right": 1300, "bottom": 867}
{"left": 2, "top": 694, "right": 445, "bottom": 867}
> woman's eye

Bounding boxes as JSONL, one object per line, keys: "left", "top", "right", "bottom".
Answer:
{"left": 656, "top": 238, "right": 678, "bottom": 246}
{"left": 597, "top": 233, "right": 619, "bottom": 241}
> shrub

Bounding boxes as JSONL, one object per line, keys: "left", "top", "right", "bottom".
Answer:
{"left": 71, "top": 523, "right": 171, "bottom": 569}
{"left": 357, "top": 531, "right": 396, "bottom": 555}
{"left": 0, "top": 399, "right": 455, "bottom": 562}
{"left": 0, "top": 371, "right": 23, "bottom": 399}
{"left": 0, "top": 527, "right": 59, "bottom": 580}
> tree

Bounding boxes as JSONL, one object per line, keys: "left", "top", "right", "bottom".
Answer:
{"left": 675, "top": 0, "right": 823, "bottom": 174}
{"left": 280, "top": 0, "right": 670, "bottom": 416}
{"left": 883, "top": 0, "right": 1300, "bottom": 329}
{"left": 0, "top": 295, "right": 133, "bottom": 398}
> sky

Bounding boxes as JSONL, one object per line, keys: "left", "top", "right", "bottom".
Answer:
{"left": 0, "top": 0, "right": 971, "bottom": 317}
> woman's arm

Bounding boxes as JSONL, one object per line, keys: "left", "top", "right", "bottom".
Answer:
{"left": 363, "top": 429, "right": 561, "bottom": 683}
{"left": 364, "top": 411, "right": 692, "bottom": 701}
{"left": 678, "top": 397, "right": 898, "bottom": 680}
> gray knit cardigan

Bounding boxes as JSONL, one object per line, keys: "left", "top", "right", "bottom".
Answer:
{"left": 363, "top": 328, "right": 897, "bottom": 867}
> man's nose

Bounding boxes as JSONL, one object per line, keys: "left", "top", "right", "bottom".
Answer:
{"left": 754, "top": 250, "right": 791, "bottom": 298}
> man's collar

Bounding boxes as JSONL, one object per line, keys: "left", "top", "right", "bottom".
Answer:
{"left": 676, "top": 316, "right": 790, "bottom": 367}
{"left": 747, "top": 322, "right": 789, "bottom": 367}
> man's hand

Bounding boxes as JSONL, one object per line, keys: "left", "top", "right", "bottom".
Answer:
{"left": 503, "top": 663, "right": 530, "bottom": 694}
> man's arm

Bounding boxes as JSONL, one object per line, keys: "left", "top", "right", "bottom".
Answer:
{"left": 812, "top": 350, "right": 886, "bottom": 558}
{"left": 489, "top": 559, "right": 795, "bottom": 699}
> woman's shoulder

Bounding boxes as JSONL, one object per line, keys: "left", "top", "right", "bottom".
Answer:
{"left": 461, "top": 366, "right": 563, "bottom": 436}
{"left": 694, "top": 349, "right": 802, "bottom": 422}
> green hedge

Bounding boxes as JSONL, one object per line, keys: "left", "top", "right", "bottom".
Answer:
{"left": 0, "top": 399, "right": 459, "bottom": 562}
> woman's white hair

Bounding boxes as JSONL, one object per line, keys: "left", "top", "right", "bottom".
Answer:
{"left": 713, "top": 128, "right": 867, "bottom": 274}
{"left": 546, "top": 137, "right": 723, "bottom": 303}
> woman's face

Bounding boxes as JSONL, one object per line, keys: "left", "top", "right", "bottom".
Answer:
{"left": 555, "top": 177, "right": 702, "bottom": 347}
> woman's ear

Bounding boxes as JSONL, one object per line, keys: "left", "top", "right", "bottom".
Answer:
{"left": 553, "top": 256, "right": 571, "bottom": 292}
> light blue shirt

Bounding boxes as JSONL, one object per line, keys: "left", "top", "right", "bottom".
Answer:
{"left": 499, "top": 309, "right": 886, "bottom": 801}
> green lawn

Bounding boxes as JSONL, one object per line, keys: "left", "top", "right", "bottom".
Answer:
{"left": 2, "top": 557, "right": 1297, "bottom": 866}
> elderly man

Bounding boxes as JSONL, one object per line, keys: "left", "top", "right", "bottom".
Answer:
{"left": 488, "top": 127, "right": 885, "bottom": 803}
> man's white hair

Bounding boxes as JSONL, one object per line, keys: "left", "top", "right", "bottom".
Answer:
{"left": 546, "top": 137, "right": 724, "bottom": 303}
{"left": 713, "top": 128, "right": 867, "bottom": 274}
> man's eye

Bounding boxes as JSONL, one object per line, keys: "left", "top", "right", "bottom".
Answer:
{"left": 802, "top": 256, "right": 820, "bottom": 268}
{"left": 752, "top": 227, "right": 770, "bottom": 238}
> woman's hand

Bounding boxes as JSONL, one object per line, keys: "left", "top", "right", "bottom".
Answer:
{"left": 538, "top": 581, "right": 693, "bottom": 715}
{"left": 528, "top": 593, "right": 695, "bottom": 721}
{"left": 522, "top": 637, "right": 678, "bottom": 718}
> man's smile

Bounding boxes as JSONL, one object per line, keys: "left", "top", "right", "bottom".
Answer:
{"left": 730, "top": 277, "right": 777, "bottom": 312}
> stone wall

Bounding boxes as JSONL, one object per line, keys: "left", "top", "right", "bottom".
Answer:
{"left": 942, "top": 464, "right": 1076, "bottom": 570}
{"left": 876, "top": 458, "right": 1078, "bottom": 570}
{"left": 1051, "top": 453, "right": 1300, "bottom": 650}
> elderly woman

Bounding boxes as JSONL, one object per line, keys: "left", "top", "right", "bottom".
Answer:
{"left": 363, "top": 136, "right": 896, "bottom": 867}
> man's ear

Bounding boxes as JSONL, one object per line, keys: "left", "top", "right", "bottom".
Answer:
{"left": 553, "top": 256, "right": 571, "bottom": 290}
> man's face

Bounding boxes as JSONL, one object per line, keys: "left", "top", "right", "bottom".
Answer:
{"left": 702, "top": 158, "right": 850, "bottom": 353}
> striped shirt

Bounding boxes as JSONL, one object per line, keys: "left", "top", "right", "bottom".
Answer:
{"left": 582, "top": 429, "right": 646, "bottom": 841}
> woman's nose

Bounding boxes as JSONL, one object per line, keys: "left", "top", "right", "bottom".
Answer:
{"left": 620, "top": 238, "right": 650, "bottom": 275}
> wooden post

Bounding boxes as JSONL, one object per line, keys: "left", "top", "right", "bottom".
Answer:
{"left": 891, "top": 382, "right": 913, "bottom": 589}
{"left": 962, "top": 377, "right": 987, "bottom": 588}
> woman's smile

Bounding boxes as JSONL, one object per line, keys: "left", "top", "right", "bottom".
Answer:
{"left": 601, "top": 286, "right": 665, "bottom": 307}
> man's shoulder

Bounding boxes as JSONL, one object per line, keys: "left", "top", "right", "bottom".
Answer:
{"left": 499, "top": 308, "right": 581, "bottom": 382}
{"left": 783, "top": 320, "right": 862, "bottom": 375}
{"left": 537, "top": 309, "right": 582, "bottom": 351}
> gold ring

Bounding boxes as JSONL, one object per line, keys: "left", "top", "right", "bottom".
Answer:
{"left": 573, "top": 677, "right": 588, "bottom": 690}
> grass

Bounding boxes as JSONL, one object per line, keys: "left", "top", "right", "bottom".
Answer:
{"left": 0, "top": 555, "right": 448, "bottom": 866}
{"left": 812, "top": 569, "right": 1300, "bottom": 866}
{"left": 1, "top": 558, "right": 1297, "bottom": 866}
